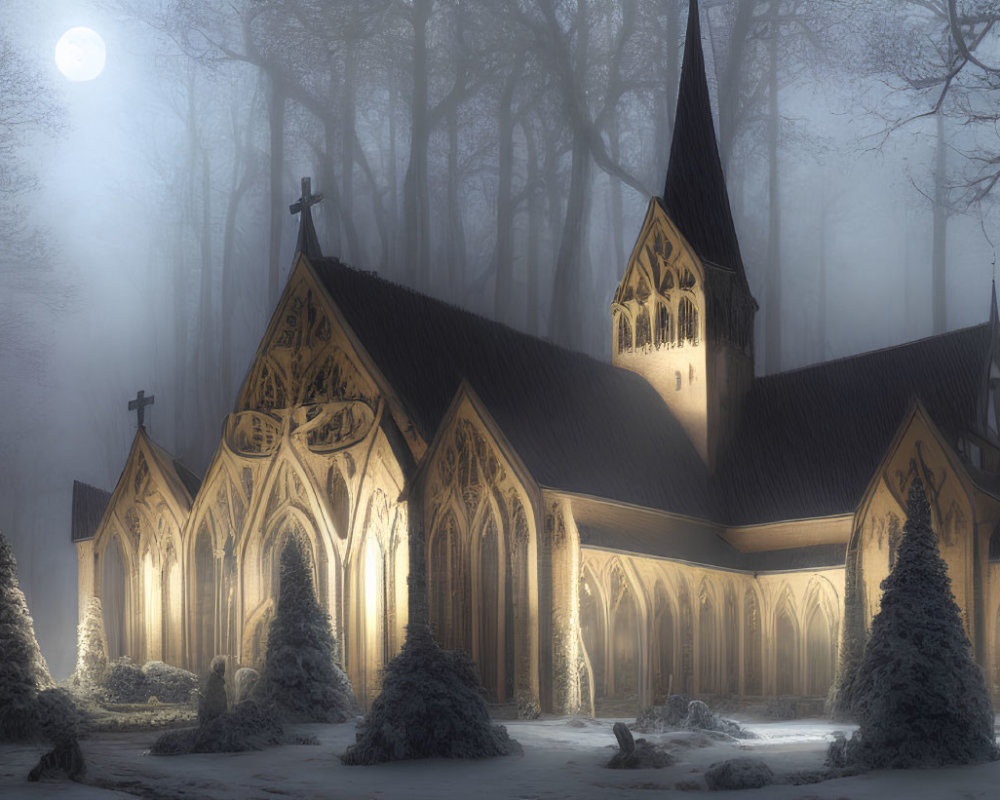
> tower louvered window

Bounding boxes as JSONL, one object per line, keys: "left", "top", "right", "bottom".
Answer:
{"left": 617, "top": 313, "right": 633, "bottom": 354}
{"left": 655, "top": 303, "right": 671, "bottom": 348}
{"left": 678, "top": 297, "right": 698, "bottom": 343}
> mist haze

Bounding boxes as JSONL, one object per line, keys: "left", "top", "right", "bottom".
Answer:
{"left": 2, "top": 0, "right": 999, "bottom": 678}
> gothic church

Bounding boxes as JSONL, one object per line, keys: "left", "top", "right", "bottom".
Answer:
{"left": 72, "top": 0, "right": 1000, "bottom": 714}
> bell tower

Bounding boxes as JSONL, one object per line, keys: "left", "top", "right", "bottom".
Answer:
{"left": 612, "top": 0, "right": 756, "bottom": 471}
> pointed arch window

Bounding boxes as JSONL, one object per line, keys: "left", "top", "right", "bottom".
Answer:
{"left": 635, "top": 305, "right": 652, "bottom": 350}
{"left": 616, "top": 313, "right": 633, "bottom": 354}
{"left": 678, "top": 297, "right": 698, "bottom": 344}
{"left": 655, "top": 303, "right": 671, "bottom": 348}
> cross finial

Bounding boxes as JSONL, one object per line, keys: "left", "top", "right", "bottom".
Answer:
{"left": 290, "top": 177, "right": 324, "bottom": 259}
{"left": 128, "top": 390, "right": 154, "bottom": 428}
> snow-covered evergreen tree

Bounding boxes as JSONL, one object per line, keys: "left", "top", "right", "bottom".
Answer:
{"left": 255, "top": 536, "right": 355, "bottom": 722}
{"left": 0, "top": 530, "right": 54, "bottom": 741}
{"left": 850, "top": 478, "right": 996, "bottom": 767}
{"left": 342, "top": 622, "right": 519, "bottom": 764}
{"left": 69, "top": 596, "right": 108, "bottom": 697}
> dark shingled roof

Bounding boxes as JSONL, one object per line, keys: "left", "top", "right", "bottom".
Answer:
{"left": 71, "top": 480, "right": 111, "bottom": 543}
{"left": 715, "top": 324, "right": 992, "bottom": 525}
{"left": 312, "top": 258, "right": 714, "bottom": 518}
{"left": 661, "top": 0, "right": 745, "bottom": 279}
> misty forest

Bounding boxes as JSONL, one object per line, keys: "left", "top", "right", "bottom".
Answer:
{"left": 5, "top": 0, "right": 1000, "bottom": 797}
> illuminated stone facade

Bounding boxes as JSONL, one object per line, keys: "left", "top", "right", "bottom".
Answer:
{"left": 73, "top": 0, "right": 1000, "bottom": 716}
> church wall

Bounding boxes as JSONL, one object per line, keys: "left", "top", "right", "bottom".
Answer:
{"left": 578, "top": 547, "right": 843, "bottom": 714}
{"left": 179, "top": 265, "right": 409, "bottom": 709}
{"left": 850, "top": 412, "right": 982, "bottom": 660}
{"left": 421, "top": 396, "right": 542, "bottom": 713}
{"left": 83, "top": 436, "right": 191, "bottom": 668}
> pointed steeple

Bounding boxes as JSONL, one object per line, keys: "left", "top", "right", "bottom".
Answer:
{"left": 661, "top": 0, "right": 744, "bottom": 275}
{"left": 290, "top": 177, "right": 324, "bottom": 259}
{"left": 990, "top": 277, "right": 998, "bottom": 329}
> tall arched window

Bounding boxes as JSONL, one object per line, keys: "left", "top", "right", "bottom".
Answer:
{"left": 652, "top": 585, "right": 674, "bottom": 701}
{"left": 616, "top": 313, "right": 633, "bottom": 354}
{"left": 744, "top": 589, "right": 762, "bottom": 696}
{"left": 635, "top": 305, "right": 652, "bottom": 350}
{"left": 805, "top": 606, "right": 833, "bottom": 696}
{"left": 429, "top": 510, "right": 466, "bottom": 652}
{"left": 775, "top": 603, "right": 798, "bottom": 696}
{"left": 103, "top": 535, "right": 129, "bottom": 660}
{"left": 194, "top": 528, "right": 216, "bottom": 676}
{"left": 678, "top": 297, "right": 698, "bottom": 344}
{"left": 655, "top": 303, "right": 671, "bottom": 348}
{"left": 476, "top": 514, "right": 503, "bottom": 702}
{"left": 698, "top": 585, "right": 718, "bottom": 694}
{"left": 609, "top": 564, "right": 640, "bottom": 701}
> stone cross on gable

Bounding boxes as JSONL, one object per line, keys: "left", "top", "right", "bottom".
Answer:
{"left": 128, "top": 390, "right": 154, "bottom": 428}
{"left": 289, "top": 177, "right": 323, "bottom": 217}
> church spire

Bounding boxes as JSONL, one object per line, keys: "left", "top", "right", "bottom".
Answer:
{"left": 290, "top": 177, "right": 324, "bottom": 259}
{"left": 661, "top": 0, "right": 744, "bottom": 275}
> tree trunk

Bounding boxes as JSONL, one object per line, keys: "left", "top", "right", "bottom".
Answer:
{"left": 763, "top": 0, "right": 781, "bottom": 373}
{"left": 524, "top": 123, "right": 541, "bottom": 337}
{"left": 494, "top": 68, "right": 518, "bottom": 322}
{"left": 268, "top": 76, "right": 286, "bottom": 308}
{"left": 548, "top": 127, "right": 590, "bottom": 348}
{"left": 403, "top": 0, "right": 432, "bottom": 288}
{"left": 446, "top": 102, "right": 466, "bottom": 302}
{"left": 932, "top": 105, "right": 948, "bottom": 334}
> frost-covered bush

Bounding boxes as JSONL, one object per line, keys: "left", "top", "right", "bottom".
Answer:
{"left": 102, "top": 657, "right": 148, "bottom": 704}
{"left": 68, "top": 597, "right": 108, "bottom": 698}
{"left": 151, "top": 700, "right": 283, "bottom": 755}
{"left": 0, "top": 530, "right": 54, "bottom": 742}
{"left": 704, "top": 757, "right": 774, "bottom": 790}
{"left": 151, "top": 700, "right": 282, "bottom": 755}
{"left": 27, "top": 688, "right": 86, "bottom": 781}
{"left": 142, "top": 661, "right": 198, "bottom": 704}
{"left": 254, "top": 537, "right": 355, "bottom": 722}
{"left": 633, "top": 694, "right": 689, "bottom": 732}
{"left": 234, "top": 667, "right": 260, "bottom": 706}
{"left": 849, "top": 478, "right": 996, "bottom": 768}
{"left": 199, "top": 656, "right": 229, "bottom": 725}
{"left": 343, "top": 624, "right": 519, "bottom": 764}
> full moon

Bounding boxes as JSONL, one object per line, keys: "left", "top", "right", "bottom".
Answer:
{"left": 55, "top": 27, "right": 106, "bottom": 82}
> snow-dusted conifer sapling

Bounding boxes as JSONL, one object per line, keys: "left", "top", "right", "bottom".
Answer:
{"left": 0, "top": 530, "right": 53, "bottom": 741}
{"left": 255, "top": 536, "right": 355, "bottom": 722}
{"left": 849, "top": 478, "right": 996, "bottom": 768}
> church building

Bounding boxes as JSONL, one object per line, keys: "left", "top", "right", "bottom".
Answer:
{"left": 72, "top": 0, "right": 1000, "bottom": 715}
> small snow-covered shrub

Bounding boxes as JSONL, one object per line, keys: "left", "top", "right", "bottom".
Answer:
{"left": 255, "top": 538, "right": 356, "bottom": 723}
{"left": 199, "top": 656, "right": 228, "bottom": 725}
{"left": 704, "top": 757, "right": 774, "bottom": 790}
{"left": 150, "top": 701, "right": 283, "bottom": 755}
{"left": 68, "top": 597, "right": 108, "bottom": 697}
{"left": 103, "top": 657, "right": 148, "bottom": 704}
{"left": 633, "top": 695, "right": 689, "bottom": 733}
{"left": 142, "top": 661, "right": 198, "bottom": 704}
{"left": 234, "top": 667, "right": 260, "bottom": 705}
{"left": 678, "top": 700, "right": 756, "bottom": 739}
{"left": 27, "top": 688, "right": 86, "bottom": 781}
{"left": 343, "top": 624, "right": 520, "bottom": 764}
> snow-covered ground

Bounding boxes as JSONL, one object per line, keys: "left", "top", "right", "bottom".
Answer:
{"left": 2, "top": 715, "right": 1000, "bottom": 799}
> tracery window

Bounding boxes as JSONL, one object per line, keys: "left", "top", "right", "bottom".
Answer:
{"left": 678, "top": 297, "right": 698, "bottom": 344}
{"left": 616, "top": 313, "right": 633, "bottom": 354}
{"left": 655, "top": 303, "right": 671, "bottom": 348}
{"left": 635, "top": 305, "right": 652, "bottom": 350}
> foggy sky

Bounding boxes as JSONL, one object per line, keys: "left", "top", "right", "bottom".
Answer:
{"left": 2, "top": 0, "right": 998, "bottom": 678}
